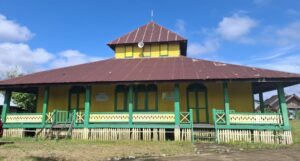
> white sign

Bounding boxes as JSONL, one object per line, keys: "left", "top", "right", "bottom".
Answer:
{"left": 95, "top": 93, "right": 108, "bottom": 101}
{"left": 162, "top": 91, "right": 174, "bottom": 101}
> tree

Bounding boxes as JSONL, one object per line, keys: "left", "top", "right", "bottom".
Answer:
{"left": 4, "top": 68, "right": 37, "bottom": 112}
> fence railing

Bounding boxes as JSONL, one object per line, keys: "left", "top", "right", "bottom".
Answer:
{"left": 213, "top": 109, "right": 283, "bottom": 126}
{"left": 5, "top": 113, "right": 43, "bottom": 123}
{"left": 4, "top": 109, "right": 193, "bottom": 128}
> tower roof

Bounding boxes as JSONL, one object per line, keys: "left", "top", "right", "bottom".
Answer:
{"left": 107, "top": 21, "right": 187, "bottom": 55}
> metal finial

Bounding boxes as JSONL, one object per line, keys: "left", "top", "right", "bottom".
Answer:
{"left": 151, "top": 10, "right": 154, "bottom": 21}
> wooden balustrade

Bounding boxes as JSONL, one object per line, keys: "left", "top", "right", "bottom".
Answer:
{"left": 6, "top": 113, "right": 43, "bottom": 123}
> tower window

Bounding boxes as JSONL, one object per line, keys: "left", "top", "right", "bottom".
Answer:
{"left": 125, "top": 45, "right": 133, "bottom": 58}
{"left": 160, "top": 44, "right": 168, "bottom": 56}
{"left": 143, "top": 45, "right": 151, "bottom": 57}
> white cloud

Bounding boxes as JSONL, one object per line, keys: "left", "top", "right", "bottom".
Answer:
{"left": 277, "top": 21, "right": 300, "bottom": 45}
{"left": 286, "top": 9, "right": 300, "bottom": 16}
{"left": 0, "top": 43, "right": 53, "bottom": 75}
{"left": 187, "top": 39, "right": 219, "bottom": 56}
{"left": 0, "top": 14, "right": 101, "bottom": 78}
{"left": 174, "top": 19, "right": 186, "bottom": 36}
{"left": 249, "top": 47, "right": 300, "bottom": 98}
{"left": 0, "top": 14, "right": 33, "bottom": 42}
{"left": 0, "top": 43, "right": 103, "bottom": 78}
{"left": 216, "top": 14, "right": 257, "bottom": 41}
{"left": 50, "top": 50, "right": 102, "bottom": 68}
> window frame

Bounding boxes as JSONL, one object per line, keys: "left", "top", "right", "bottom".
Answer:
{"left": 159, "top": 43, "right": 169, "bottom": 57}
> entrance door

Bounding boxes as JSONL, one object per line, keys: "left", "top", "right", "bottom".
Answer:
{"left": 69, "top": 86, "right": 85, "bottom": 112}
{"left": 186, "top": 84, "right": 209, "bottom": 124}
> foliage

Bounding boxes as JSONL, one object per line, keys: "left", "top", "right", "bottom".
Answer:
{"left": 3, "top": 68, "right": 37, "bottom": 112}
{"left": 11, "top": 93, "right": 37, "bottom": 112}
{"left": 296, "top": 110, "right": 300, "bottom": 119}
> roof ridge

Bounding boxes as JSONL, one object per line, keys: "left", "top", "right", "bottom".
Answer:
{"left": 107, "top": 21, "right": 186, "bottom": 47}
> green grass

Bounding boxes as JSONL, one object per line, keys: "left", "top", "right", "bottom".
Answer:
{"left": 0, "top": 137, "right": 194, "bottom": 160}
{"left": 291, "top": 119, "right": 300, "bottom": 144}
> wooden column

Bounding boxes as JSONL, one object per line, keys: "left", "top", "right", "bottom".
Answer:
{"left": 174, "top": 83, "right": 180, "bottom": 126}
{"left": 277, "top": 84, "right": 290, "bottom": 128}
{"left": 42, "top": 87, "right": 49, "bottom": 126}
{"left": 84, "top": 86, "right": 91, "bottom": 128}
{"left": 259, "top": 92, "right": 264, "bottom": 113}
{"left": 128, "top": 85, "right": 133, "bottom": 127}
{"left": 1, "top": 90, "right": 12, "bottom": 124}
{"left": 223, "top": 82, "right": 230, "bottom": 125}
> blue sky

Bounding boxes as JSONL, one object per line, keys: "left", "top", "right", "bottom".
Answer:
{"left": 0, "top": 0, "right": 300, "bottom": 95}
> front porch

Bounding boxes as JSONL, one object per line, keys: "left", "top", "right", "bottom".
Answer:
{"left": 0, "top": 82, "right": 292, "bottom": 143}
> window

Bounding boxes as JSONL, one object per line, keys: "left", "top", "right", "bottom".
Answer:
{"left": 160, "top": 44, "right": 168, "bottom": 56}
{"left": 147, "top": 84, "right": 158, "bottom": 111}
{"left": 114, "top": 85, "right": 128, "bottom": 111}
{"left": 125, "top": 45, "right": 133, "bottom": 58}
{"left": 143, "top": 45, "right": 151, "bottom": 57}
{"left": 135, "top": 85, "right": 146, "bottom": 111}
{"left": 68, "top": 86, "right": 85, "bottom": 112}
{"left": 114, "top": 84, "right": 158, "bottom": 112}
{"left": 134, "top": 84, "right": 158, "bottom": 111}
{"left": 115, "top": 45, "right": 125, "bottom": 58}
{"left": 186, "top": 83, "right": 209, "bottom": 123}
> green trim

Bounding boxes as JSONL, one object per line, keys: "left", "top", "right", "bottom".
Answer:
{"left": 68, "top": 86, "right": 85, "bottom": 112}
{"left": 174, "top": 84, "right": 180, "bottom": 126}
{"left": 134, "top": 84, "right": 158, "bottom": 112}
{"left": 84, "top": 86, "right": 91, "bottom": 127}
{"left": 223, "top": 83, "right": 230, "bottom": 125}
{"left": 186, "top": 83, "right": 209, "bottom": 124}
{"left": 1, "top": 90, "right": 11, "bottom": 123}
{"left": 128, "top": 85, "right": 133, "bottom": 127}
{"left": 251, "top": 83, "right": 255, "bottom": 112}
{"left": 134, "top": 85, "right": 146, "bottom": 111}
{"left": 42, "top": 87, "right": 49, "bottom": 126}
{"left": 114, "top": 85, "right": 128, "bottom": 112}
{"left": 277, "top": 84, "right": 290, "bottom": 128}
{"left": 259, "top": 92, "right": 264, "bottom": 113}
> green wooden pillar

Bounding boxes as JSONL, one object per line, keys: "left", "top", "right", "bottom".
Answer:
{"left": 277, "top": 84, "right": 290, "bottom": 128}
{"left": 128, "top": 85, "right": 133, "bottom": 127}
{"left": 42, "top": 87, "right": 49, "bottom": 126}
{"left": 1, "top": 90, "right": 12, "bottom": 123}
{"left": 174, "top": 83, "right": 180, "bottom": 126}
{"left": 223, "top": 82, "right": 230, "bottom": 125}
{"left": 259, "top": 92, "right": 264, "bottom": 113}
{"left": 84, "top": 86, "right": 91, "bottom": 128}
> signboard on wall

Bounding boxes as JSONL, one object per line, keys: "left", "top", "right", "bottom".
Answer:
{"left": 162, "top": 91, "right": 174, "bottom": 101}
{"left": 95, "top": 93, "right": 108, "bottom": 102}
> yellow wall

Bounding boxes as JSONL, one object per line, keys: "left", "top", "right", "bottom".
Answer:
{"left": 36, "top": 86, "right": 70, "bottom": 112}
{"left": 36, "top": 82, "right": 253, "bottom": 123}
{"left": 115, "top": 42, "right": 180, "bottom": 59}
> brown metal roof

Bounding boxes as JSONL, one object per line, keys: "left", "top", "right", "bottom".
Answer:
{"left": 108, "top": 21, "right": 186, "bottom": 45}
{"left": 0, "top": 56, "right": 300, "bottom": 86}
{"left": 107, "top": 21, "right": 188, "bottom": 55}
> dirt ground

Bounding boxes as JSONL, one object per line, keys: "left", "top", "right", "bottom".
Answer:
{"left": 145, "top": 143, "right": 300, "bottom": 161}
{"left": 1, "top": 138, "right": 300, "bottom": 161}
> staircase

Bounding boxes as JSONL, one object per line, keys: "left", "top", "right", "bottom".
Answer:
{"left": 37, "top": 110, "right": 75, "bottom": 140}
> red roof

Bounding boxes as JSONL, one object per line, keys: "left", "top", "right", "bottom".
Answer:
{"left": 0, "top": 56, "right": 300, "bottom": 86}
{"left": 108, "top": 21, "right": 186, "bottom": 45}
